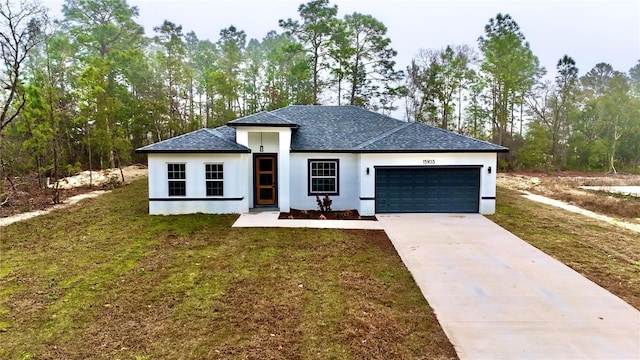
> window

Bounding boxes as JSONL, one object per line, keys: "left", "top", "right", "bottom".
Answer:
{"left": 205, "top": 163, "right": 224, "bottom": 196}
{"left": 168, "top": 163, "right": 186, "bottom": 196}
{"left": 308, "top": 159, "right": 339, "bottom": 195}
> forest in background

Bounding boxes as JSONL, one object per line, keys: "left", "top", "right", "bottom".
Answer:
{"left": 1, "top": 0, "right": 639, "bottom": 199}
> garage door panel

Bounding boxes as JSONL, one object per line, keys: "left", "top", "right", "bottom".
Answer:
{"left": 375, "top": 167, "right": 480, "bottom": 213}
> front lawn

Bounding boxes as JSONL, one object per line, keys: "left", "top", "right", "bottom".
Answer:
{"left": 0, "top": 180, "right": 456, "bottom": 359}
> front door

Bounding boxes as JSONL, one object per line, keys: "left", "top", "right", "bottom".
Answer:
{"left": 255, "top": 155, "right": 277, "bottom": 206}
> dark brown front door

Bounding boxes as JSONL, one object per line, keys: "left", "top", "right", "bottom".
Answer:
{"left": 255, "top": 155, "right": 277, "bottom": 206}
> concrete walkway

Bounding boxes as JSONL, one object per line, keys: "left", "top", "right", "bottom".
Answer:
{"left": 232, "top": 211, "right": 383, "bottom": 229}
{"left": 377, "top": 213, "right": 640, "bottom": 360}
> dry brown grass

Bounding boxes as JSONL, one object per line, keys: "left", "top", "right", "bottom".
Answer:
{"left": 498, "top": 173, "right": 640, "bottom": 222}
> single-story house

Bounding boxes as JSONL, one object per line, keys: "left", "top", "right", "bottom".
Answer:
{"left": 136, "top": 105, "right": 508, "bottom": 216}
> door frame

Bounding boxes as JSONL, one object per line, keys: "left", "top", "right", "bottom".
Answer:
{"left": 253, "top": 154, "right": 278, "bottom": 207}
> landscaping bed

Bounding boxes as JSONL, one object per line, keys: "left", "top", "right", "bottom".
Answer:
{"left": 278, "top": 208, "right": 377, "bottom": 220}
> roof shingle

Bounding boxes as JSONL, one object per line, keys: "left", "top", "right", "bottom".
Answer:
{"left": 136, "top": 127, "right": 250, "bottom": 153}
{"left": 136, "top": 105, "right": 508, "bottom": 153}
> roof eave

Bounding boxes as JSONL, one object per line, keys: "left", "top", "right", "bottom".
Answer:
{"left": 227, "top": 123, "right": 299, "bottom": 129}
{"left": 135, "top": 149, "right": 251, "bottom": 154}
{"left": 290, "top": 148, "right": 509, "bottom": 153}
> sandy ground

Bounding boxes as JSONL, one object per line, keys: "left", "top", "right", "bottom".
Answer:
{"left": 498, "top": 173, "right": 640, "bottom": 234}
{"left": 49, "top": 165, "right": 148, "bottom": 189}
{"left": 0, "top": 191, "right": 107, "bottom": 227}
{"left": 521, "top": 191, "right": 640, "bottom": 234}
{"left": 1, "top": 165, "right": 147, "bottom": 228}
{"left": 580, "top": 186, "right": 640, "bottom": 197}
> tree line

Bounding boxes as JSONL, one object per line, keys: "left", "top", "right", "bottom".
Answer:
{"left": 406, "top": 14, "right": 639, "bottom": 173}
{"left": 1, "top": 0, "right": 638, "bottom": 195}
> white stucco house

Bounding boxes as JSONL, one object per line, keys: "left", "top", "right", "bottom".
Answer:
{"left": 136, "top": 105, "right": 508, "bottom": 216}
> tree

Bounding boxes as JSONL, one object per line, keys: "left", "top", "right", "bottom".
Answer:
{"left": 578, "top": 63, "right": 632, "bottom": 173}
{"left": 0, "top": 0, "right": 47, "bottom": 132}
{"left": 209, "top": 25, "right": 246, "bottom": 123}
{"left": 464, "top": 74, "right": 491, "bottom": 139}
{"left": 188, "top": 38, "right": 217, "bottom": 127}
{"left": 551, "top": 55, "right": 579, "bottom": 165}
{"left": 337, "top": 12, "right": 403, "bottom": 112}
{"left": 526, "top": 56, "right": 579, "bottom": 167}
{"left": 152, "top": 20, "right": 192, "bottom": 134}
{"left": 279, "top": 0, "right": 337, "bottom": 104}
{"left": 406, "top": 45, "right": 475, "bottom": 130}
{"left": 62, "top": 0, "right": 144, "bottom": 169}
{"left": 478, "top": 13, "right": 541, "bottom": 147}
{"left": 262, "top": 31, "right": 313, "bottom": 109}
{"left": 627, "top": 60, "right": 640, "bottom": 95}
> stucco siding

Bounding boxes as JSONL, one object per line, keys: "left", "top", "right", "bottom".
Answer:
{"left": 147, "top": 153, "right": 248, "bottom": 214}
{"left": 236, "top": 127, "right": 292, "bottom": 210}
{"left": 289, "top": 153, "right": 359, "bottom": 211}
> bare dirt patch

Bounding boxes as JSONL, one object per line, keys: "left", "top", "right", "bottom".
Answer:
{"left": 498, "top": 172, "right": 640, "bottom": 223}
{"left": 50, "top": 165, "right": 148, "bottom": 189}
{"left": 1, "top": 165, "right": 147, "bottom": 224}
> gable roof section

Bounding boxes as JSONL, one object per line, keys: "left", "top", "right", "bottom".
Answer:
{"left": 271, "top": 105, "right": 508, "bottom": 153}
{"left": 135, "top": 105, "right": 508, "bottom": 154}
{"left": 227, "top": 111, "right": 298, "bottom": 127}
{"left": 273, "top": 105, "right": 409, "bottom": 151}
{"left": 356, "top": 122, "right": 506, "bottom": 152}
{"left": 136, "top": 127, "right": 250, "bottom": 153}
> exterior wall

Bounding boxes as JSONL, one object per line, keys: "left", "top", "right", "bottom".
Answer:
{"left": 235, "top": 127, "right": 292, "bottom": 211}
{"left": 247, "top": 132, "right": 279, "bottom": 153}
{"left": 146, "top": 149, "right": 498, "bottom": 215}
{"left": 289, "top": 153, "right": 359, "bottom": 211}
{"left": 147, "top": 153, "right": 249, "bottom": 214}
{"left": 357, "top": 152, "right": 498, "bottom": 216}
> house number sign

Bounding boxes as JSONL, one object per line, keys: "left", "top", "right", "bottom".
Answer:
{"left": 422, "top": 159, "right": 436, "bottom": 165}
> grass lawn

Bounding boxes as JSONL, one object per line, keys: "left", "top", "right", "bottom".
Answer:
{"left": 0, "top": 180, "right": 457, "bottom": 359}
{"left": 488, "top": 186, "right": 640, "bottom": 310}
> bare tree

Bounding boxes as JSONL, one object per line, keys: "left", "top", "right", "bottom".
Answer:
{"left": 0, "top": 0, "right": 47, "bottom": 132}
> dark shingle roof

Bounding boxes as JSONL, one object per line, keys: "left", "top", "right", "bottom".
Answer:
{"left": 136, "top": 127, "right": 250, "bottom": 153}
{"left": 227, "top": 111, "right": 298, "bottom": 127}
{"left": 136, "top": 105, "right": 508, "bottom": 153}
{"left": 356, "top": 122, "right": 506, "bottom": 152}
{"left": 271, "top": 105, "right": 508, "bottom": 153}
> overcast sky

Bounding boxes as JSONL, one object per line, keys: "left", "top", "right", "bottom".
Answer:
{"left": 44, "top": 0, "right": 639, "bottom": 78}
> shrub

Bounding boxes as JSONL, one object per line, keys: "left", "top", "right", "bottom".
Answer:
{"left": 315, "top": 194, "right": 332, "bottom": 212}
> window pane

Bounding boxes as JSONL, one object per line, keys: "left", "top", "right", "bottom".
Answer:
{"left": 259, "top": 158, "right": 272, "bottom": 171}
{"left": 311, "top": 178, "right": 335, "bottom": 193}
{"left": 206, "top": 164, "right": 223, "bottom": 180}
{"left": 206, "top": 180, "right": 223, "bottom": 196}
{"left": 259, "top": 174, "right": 273, "bottom": 185}
{"left": 168, "top": 181, "right": 186, "bottom": 196}
{"left": 309, "top": 160, "right": 338, "bottom": 194}
{"left": 259, "top": 188, "right": 273, "bottom": 200}
{"left": 168, "top": 163, "right": 185, "bottom": 179}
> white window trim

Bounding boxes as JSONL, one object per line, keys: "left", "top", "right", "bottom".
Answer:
{"left": 308, "top": 159, "right": 339, "bottom": 195}
{"left": 205, "top": 162, "right": 224, "bottom": 197}
{"left": 167, "top": 162, "right": 186, "bottom": 197}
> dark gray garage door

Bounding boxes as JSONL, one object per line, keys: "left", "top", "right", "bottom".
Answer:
{"left": 375, "top": 167, "right": 480, "bottom": 213}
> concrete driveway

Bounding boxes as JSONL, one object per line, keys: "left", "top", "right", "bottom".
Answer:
{"left": 377, "top": 213, "right": 640, "bottom": 360}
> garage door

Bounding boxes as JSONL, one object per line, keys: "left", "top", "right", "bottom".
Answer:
{"left": 375, "top": 167, "right": 480, "bottom": 213}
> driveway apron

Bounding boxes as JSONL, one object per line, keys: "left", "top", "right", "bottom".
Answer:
{"left": 377, "top": 213, "right": 640, "bottom": 360}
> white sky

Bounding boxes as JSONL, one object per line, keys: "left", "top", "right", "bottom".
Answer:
{"left": 43, "top": 0, "right": 639, "bottom": 77}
